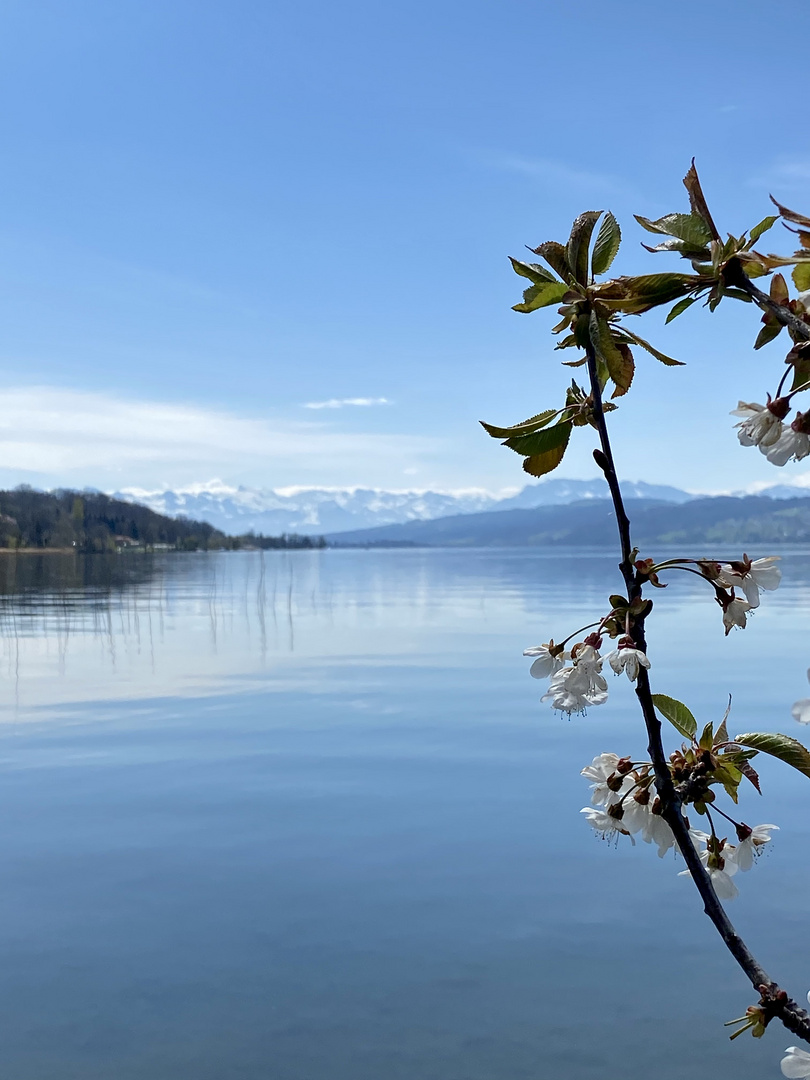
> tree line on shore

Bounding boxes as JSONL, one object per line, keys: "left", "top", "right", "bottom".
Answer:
{"left": 0, "top": 488, "right": 326, "bottom": 553}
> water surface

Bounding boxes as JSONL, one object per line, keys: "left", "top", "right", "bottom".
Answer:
{"left": 0, "top": 548, "right": 809, "bottom": 1079}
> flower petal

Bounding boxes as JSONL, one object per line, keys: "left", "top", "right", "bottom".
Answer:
{"left": 781, "top": 1047, "right": 810, "bottom": 1079}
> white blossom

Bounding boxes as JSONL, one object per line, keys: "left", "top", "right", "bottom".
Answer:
{"left": 679, "top": 831, "right": 739, "bottom": 899}
{"left": 731, "top": 401, "right": 785, "bottom": 449}
{"left": 732, "top": 824, "right": 778, "bottom": 872}
{"left": 718, "top": 556, "right": 781, "bottom": 608}
{"left": 581, "top": 753, "right": 626, "bottom": 807}
{"left": 722, "top": 595, "right": 752, "bottom": 634}
{"left": 580, "top": 805, "right": 632, "bottom": 842}
{"left": 781, "top": 1046, "right": 810, "bottom": 1079}
{"left": 679, "top": 862, "right": 738, "bottom": 899}
{"left": 581, "top": 752, "right": 620, "bottom": 784}
{"left": 641, "top": 807, "right": 675, "bottom": 857}
{"left": 707, "top": 866, "right": 739, "bottom": 899}
{"left": 523, "top": 642, "right": 568, "bottom": 679}
{"left": 620, "top": 793, "right": 654, "bottom": 835}
{"left": 766, "top": 425, "right": 810, "bottom": 466}
{"left": 580, "top": 754, "right": 658, "bottom": 836}
{"left": 792, "top": 669, "right": 810, "bottom": 725}
{"left": 606, "top": 644, "right": 651, "bottom": 682}
{"left": 543, "top": 644, "right": 608, "bottom": 715}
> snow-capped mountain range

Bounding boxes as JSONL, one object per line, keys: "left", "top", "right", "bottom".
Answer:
{"left": 113, "top": 477, "right": 810, "bottom": 537}
{"left": 112, "top": 478, "right": 692, "bottom": 536}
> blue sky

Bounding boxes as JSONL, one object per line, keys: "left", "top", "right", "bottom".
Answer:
{"left": 0, "top": 0, "right": 809, "bottom": 494}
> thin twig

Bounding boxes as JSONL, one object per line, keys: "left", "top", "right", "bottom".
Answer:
{"left": 584, "top": 338, "right": 810, "bottom": 1043}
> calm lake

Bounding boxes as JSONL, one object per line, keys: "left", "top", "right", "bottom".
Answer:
{"left": 0, "top": 548, "right": 809, "bottom": 1079}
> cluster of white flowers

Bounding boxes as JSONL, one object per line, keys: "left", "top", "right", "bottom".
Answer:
{"left": 732, "top": 401, "right": 810, "bottom": 465}
{"left": 677, "top": 825, "right": 778, "bottom": 900}
{"left": 525, "top": 637, "right": 651, "bottom": 715}
{"left": 545, "top": 644, "right": 608, "bottom": 714}
{"left": 524, "top": 639, "right": 606, "bottom": 715}
{"left": 581, "top": 754, "right": 778, "bottom": 898}
{"left": 580, "top": 752, "right": 675, "bottom": 856}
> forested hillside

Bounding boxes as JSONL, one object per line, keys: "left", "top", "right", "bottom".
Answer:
{"left": 0, "top": 488, "right": 326, "bottom": 552}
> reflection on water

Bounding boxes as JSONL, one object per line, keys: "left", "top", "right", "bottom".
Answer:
{"left": 0, "top": 549, "right": 809, "bottom": 1078}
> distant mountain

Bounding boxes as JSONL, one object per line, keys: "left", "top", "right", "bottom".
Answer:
{"left": 494, "top": 478, "right": 693, "bottom": 509}
{"left": 324, "top": 496, "right": 810, "bottom": 548}
{"left": 114, "top": 478, "right": 695, "bottom": 536}
{"left": 740, "top": 484, "right": 810, "bottom": 500}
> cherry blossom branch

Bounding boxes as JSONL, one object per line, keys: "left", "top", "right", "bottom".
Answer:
{"left": 723, "top": 257, "right": 810, "bottom": 343}
{"left": 584, "top": 338, "right": 810, "bottom": 1045}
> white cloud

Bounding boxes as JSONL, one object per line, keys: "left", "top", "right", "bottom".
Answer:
{"left": 0, "top": 386, "right": 435, "bottom": 489}
{"left": 302, "top": 397, "right": 389, "bottom": 409}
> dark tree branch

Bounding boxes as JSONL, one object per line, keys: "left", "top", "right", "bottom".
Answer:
{"left": 723, "top": 258, "right": 810, "bottom": 343}
{"left": 584, "top": 339, "right": 810, "bottom": 1044}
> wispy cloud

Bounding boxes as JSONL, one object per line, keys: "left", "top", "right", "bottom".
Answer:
{"left": 748, "top": 158, "right": 810, "bottom": 192}
{"left": 0, "top": 387, "right": 433, "bottom": 489}
{"left": 303, "top": 397, "right": 389, "bottom": 410}
{"left": 481, "top": 152, "right": 625, "bottom": 195}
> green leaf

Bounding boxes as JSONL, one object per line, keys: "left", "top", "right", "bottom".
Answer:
{"left": 698, "top": 721, "right": 714, "bottom": 750}
{"left": 591, "top": 211, "right": 621, "bottom": 277}
{"left": 634, "top": 212, "right": 713, "bottom": 248}
{"left": 682, "top": 159, "right": 720, "bottom": 240}
{"left": 754, "top": 319, "right": 783, "bottom": 350}
{"left": 588, "top": 312, "right": 634, "bottom": 397}
{"left": 739, "top": 259, "right": 769, "bottom": 279}
{"left": 771, "top": 197, "right": 810, "bottom": 230}
{"left": 513, "top": 281, "right": 569, "bottom": 313}
{"left": 503, "top": 420, "right": 572, "bottom": 457}
{"left": 480, "top": 410, "right": 556, "bottom": 440}
{"left": 652, "top": 694, "right": 697, "bottom": 740}
{"left": 793, "top": 262, "right": 810, "bottom": 292}
{"left": 722, "top": 287, "right": 752, "bottom": 302}
{"left": 566, "top": 210, "right": 602, "bottom": 286}
{"left": 508, "top": 257, "right": 558, "bottom": 286}
{"left": 603, "top": 273, "right": 698, "bottom": 314}
{"left": 770, "top": 273, "right": 790, "bottom": 304}
{"left": 529, "top": 240, "right": 570, "bottom": 280}
{"left": 641, "top": 238, "right": 710, "bottom": 258}
{"left": 714, "top": 697, "right": 731, "bottom": 746}
{"left": 665, "top": 296, "right": 698, "bottom": 323}
{"left": 748, "top": 215, "right": 779, "bottom": 246}
{"left": 734, "top": 732, "right": 810, "bottom": 779}
{"left": 737, "top": 759, "right": 761, "bottom": 793}
{"left": 627, "top": 273, "right": 700, "bottom": 296}
{"left": 522, "top": 435, "right": 570, "bottom": 477}
{"left": 712, "top": 761, "right": 742, "bottom": 803}
{"left": 615, "top": 326, "right": 684, "bottom": 366}
{"left": 792, "top": 355, "right": 810, "bottom": 392}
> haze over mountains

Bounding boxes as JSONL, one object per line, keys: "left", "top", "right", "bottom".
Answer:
{"left": 114, "top": 478, "right": 694, "bottom": 536}
{"left": 114, "top": 477, "right": 810, "bottom": 538}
